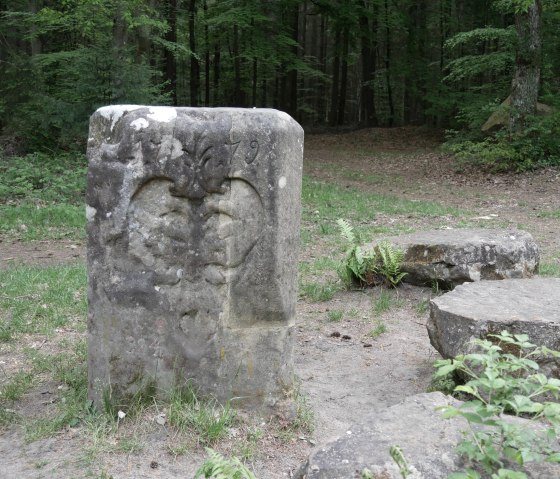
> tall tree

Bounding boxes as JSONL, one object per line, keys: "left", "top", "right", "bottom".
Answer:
{"left": 509, "top": 0, "right": 542, "bottom": 131}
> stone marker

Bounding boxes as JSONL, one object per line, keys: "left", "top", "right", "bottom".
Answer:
{"left": 294, "top": 392, "right": 560, "bottom": 478}
{"left": 428, "top": 278, "right": 560, "bottom": 375}
{"left": 86, "top": 106, "right": 303, "bottom": 411}
{"left": 369, "top": 229, "right": 539, "bottom": 289}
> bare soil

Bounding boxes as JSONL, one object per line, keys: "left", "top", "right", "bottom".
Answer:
{"left": 1, "top": 128, "right": 559, "bottom": 478}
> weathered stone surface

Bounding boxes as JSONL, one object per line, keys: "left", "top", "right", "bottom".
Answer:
{"left": 295, "top": 392, "right": 560, "bottom": 479}
{"left": 428, "top": 278, "right": 560, "bottom": 373}
{"left": 370, "top": 229, "right": 539, "bottom": 289}
{"left": 86, "top": 106, "right": 303, "bottom": 411}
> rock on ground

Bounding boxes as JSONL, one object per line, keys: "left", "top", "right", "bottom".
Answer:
{"left": 369, "top": 229, "right": 539, "bottom": 289}
{"left": 428, "top": 278, "right": 560, "bottom": 371}
{"left": 294, "top": 392, "right": 560, "bottom": 479}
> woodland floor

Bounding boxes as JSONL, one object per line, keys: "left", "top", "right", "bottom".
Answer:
{"left": 1, "top": 128, "right": 559, "bottom": 478}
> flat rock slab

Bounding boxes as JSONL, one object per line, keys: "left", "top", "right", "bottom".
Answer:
{"left": 369, "top": 229, "right": 539, "bottom": 289}
{"left": 428, "top": 278, "right": 560, "bottom": 366}
{"left": 294, "top": 392, "right": 559, "bottom": 479}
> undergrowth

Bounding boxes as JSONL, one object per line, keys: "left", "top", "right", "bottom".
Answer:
{"left": 434, "top": 331, "right": 560, "bottom": 478}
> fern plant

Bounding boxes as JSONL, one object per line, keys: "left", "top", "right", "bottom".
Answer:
{"left": 336, "top": 218, "right": 377, "bottom": 286}
{"left": 194, "top": 448, "right": 256, "bottom": 479}
{"left": 336, "top": 219, "right": 407, "bottom": 288}
{"left": 375, "top": 241, "right": 407, "bottom": 288}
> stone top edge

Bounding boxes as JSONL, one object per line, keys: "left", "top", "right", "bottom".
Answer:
{"left": 369, "top": 228, "right": 533, "bottom": 243}
{"left": 93, "top": 105, "right": 299, "bottom": 120}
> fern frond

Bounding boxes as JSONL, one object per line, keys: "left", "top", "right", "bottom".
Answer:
{"left": 194, "top": 448, "right": 257, "bottom": 479}
{"left": 337, "top": 218, "right": 356, "bottom": 245}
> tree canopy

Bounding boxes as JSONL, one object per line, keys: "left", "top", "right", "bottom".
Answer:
{"left": 1, "top": 0, "right": 559, "bottom": 163}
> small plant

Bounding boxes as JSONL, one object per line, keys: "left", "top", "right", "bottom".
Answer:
{"left": 369, "top": 322, "right": 387, "bottom": 339}
{"left": 336, "top": 219, "right": 407, "bottom": 288}
{"left": 300, "top": 281, "right": 338, "bottom": 302}
{"left": 336, "top": 218, "right": 377, "bottom": 286}
{"left": 327, "top": 309, "right": 343, "bottom": 322}
{"left": 194, "top": 448, "right": 256, "bottom": 479}
{"left": 434, "top": 331, "right": 560, "bottom": 478}
{"left": 390, "top": 445, "right": 412, "bottom": 478}
{"left": 374, "top": 242, "right": 407, "bottom": 288}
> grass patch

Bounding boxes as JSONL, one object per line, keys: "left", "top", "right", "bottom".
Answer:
{"left": 372, "top": 289, "right": 402, "bottom": 316}
{"left": 300, "top": 281, "right": 339, "bottom": 302}
{"left": 0, "top": 263, "right": 87, "bottom": 341}
{"left": 539, "top": 262, "right": 560, "bottom": 277}
{"left": 0, "top": 371, "right": 35, "bottom": 401}
{"left": 537, "top": 209, "right": 560, "bottom": 219}
{"left": 302, "top": 176, "right": 467, "bottom": 224}
{"left": 327, "top": 310, "right": 343, "bottom": 322}
{"left": 167, "top": 383, "right": 235, "bottom": 446}
{"left": 368, "top": 322, "right": 387, "bottom": 338}
{"left": 0, "top": 203, "right": 85, "bottom": 240}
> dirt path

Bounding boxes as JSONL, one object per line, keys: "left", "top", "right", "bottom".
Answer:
{"left": 1, "top": 128, "right": 559, "bottom": 478}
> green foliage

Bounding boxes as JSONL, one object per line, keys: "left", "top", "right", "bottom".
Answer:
{"left": 375, "top": 242, "right": 407, "bottom": 288}
{"left": 167, "top": 383, "right": 235, "bottom": 446}
{"left": 434, "top": 331, "right": 560, "bottom": 477}
{"left": 336, "top": 219, "right": 407, "bottom": 288}
{"left": 0, "top": 151, "right": 86, "bottom": 204}
{"left": 194, "top": 448, "right": 256, "bottom": 479}
{"left": 0, "top": 1, "right": 168, "bottom": 151}
{"left": 446, "top": 110, "right": 560, "bottom": 172}
{"left": 390, "top": 445, "right": 412, "bottom": 478}
{"left": 0, "top": 264, "right": 87, "bottom": 342}
{"left": 336, "top": 218, "right": 377, "bottom": 287}
{"left": 300, "top": 281, "right": 339, "bottom": 302}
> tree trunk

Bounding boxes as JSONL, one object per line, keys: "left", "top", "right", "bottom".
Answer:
{"left": 188, "top": 0, "right": 200, "bottom": 106}
{"left": 509, "top": 0, "right": 542, "bottom": 132}
{"left": 288, "top": 3, "right": 299, "bottom": 119}
{"left": 359, "top": 0, "right": 376, "bottom": 126}
{"left": 203, "top": 0, "right": 210, "bottom": 106}
{"left": 384, "top": 0, "right": 394, "bottom": 126}
{"left": 213, "top": 44, "right": 220, "bottom": 105}
{"left": 329, "top": 27, "right": 341, "bottom": 126}
{"left": 163, "top": 0, "right": 177, "bottom": 105}
{"left": 232, "top": 23, "right": 243, "bottom": 105}
{"left": 337, "top": 26, "right": 349, "bottom": 125}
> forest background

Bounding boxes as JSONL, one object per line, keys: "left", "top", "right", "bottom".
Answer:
{"left": 0, "top": 0, "right": 559, "bottom": 171}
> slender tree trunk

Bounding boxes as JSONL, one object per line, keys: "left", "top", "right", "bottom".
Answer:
{"left": 163, "top": 0, "right": 177, "bottom": 105}
{"left": 112, "top": 0, "right": 129, "bottom": 102}
{"left": 359, "top": 0, "right": 376, "bottom": 126}
{"left": 203, "top": 0, "right": 210, "bottom": 106}
{"left": 384, "top": 0, "right": 394, "bottom": 126}
{"left": 288, "top": 3, "right": 299, "bottom": 119}
{"left": 233, "top": 23, "right": 243, "bottom": 105}
{"left": 337, "top": 27, "right": 349, "bottom": 125}
{"left": 317, "top": 15, "right": 327, "bottom": 123}
{"left": 509, "top": 0, "right": 542, "bottom": 131}
{"left": 189, "top": 0, "right": 200, "bottom": 106}
{"left": 329, "top": 27, "right": 341, "bottom": 126}
{"left": 29, "top": 0, "right": 42, "bottom": 56}
{"left": 213, "top": 44, "right": 220, "bottom": 104}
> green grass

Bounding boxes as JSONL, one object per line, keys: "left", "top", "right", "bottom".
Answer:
{"left": 300, "top": 281, "right": 339, "bottom": 302}
{"left": 539, "top": 262, "right": 560, "bottom": 277}
{"left": 302, "top": 176, "right": 468, "bottom": 224}
{"left": 368, "top": 322, "right": 387, "bottom": 338}
{"left": 537, "top": 209, "right": 560, "bottom": 219}
{"left": 0, "top": 203, "right": 85, "bottom": 240}
{"left": 0, "top": 264, "right": 87, "bottom": 341}
{"left": 299, "top": 257, "right": 339, "bottom": 276}
{"left": 327, "top": 309, "right": 343, "bottom": 322}
{"left": 372, "top": 289, "right": 402, "bottom": 316}
{"left": 0, "top": 371, "right": 35, "bottom": 401}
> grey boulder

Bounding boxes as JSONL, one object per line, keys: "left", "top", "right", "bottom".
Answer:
{"left": 428, "top": 278, "right": 560, "bottom": 374}
{"left": 295, "top": 392, "right": 560, "bottom": 479}
{"left": 369, "top": 229, "right": 539, "bottom": 289}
